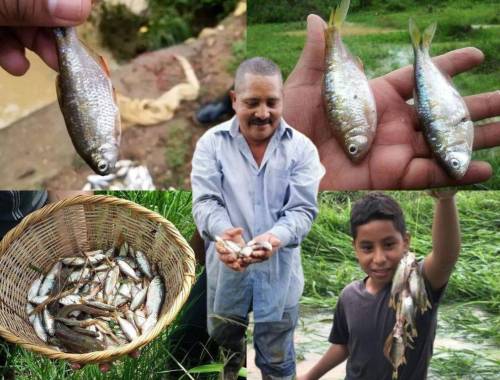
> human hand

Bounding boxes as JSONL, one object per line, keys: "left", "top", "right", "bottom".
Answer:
{"left": 242, "top": 233, "right": 281, "bottom": 264}
{"left": 215, "top": 227, "right": 247, "bottom": 272}
{"left": 70, "top": 349, "right": 140, "bottom": 372}
{"left": 284, "top": 14, "right": 500, "bottom": 190}
{"left": 0, "top": 0, "right": 92, "bottom": 75}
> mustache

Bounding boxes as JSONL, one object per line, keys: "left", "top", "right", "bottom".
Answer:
{"left": 249, "top": 117, "right": 273, "bottom": 126}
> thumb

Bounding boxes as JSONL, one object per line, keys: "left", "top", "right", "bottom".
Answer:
{"left": 225, "top": 227, "right": 244, "bottom": 237}
{"left": 0, "top": 0, "right": 92, "bottom": 26}
{"left": 286, "top": 14, "right": 327, "bottom": 84}
{"left": 269, "top": 235, "right": 281, "bottom": 248}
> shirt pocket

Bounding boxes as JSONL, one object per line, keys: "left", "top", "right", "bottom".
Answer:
{"left": 266, "top": 167, "right": 290, "bottom": 213}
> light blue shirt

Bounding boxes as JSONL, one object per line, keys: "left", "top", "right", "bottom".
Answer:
{"left": 191, "top": 117, "right": 324, "bottom": 322}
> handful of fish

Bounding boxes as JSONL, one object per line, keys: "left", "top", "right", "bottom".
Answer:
{"left": 384, "top": 252, "right": 431, "bottom": 379}
{"left": 215, "top": 236, "right": 273, "bottom": 258}
{"left": 25, "top": 242, "right": 165, "bottom": 354}
{"left": 410, "top": 19, "right": 473, "bottom": 179}
{"left": 323, "top": 0, "right": 377, "bottom": 163}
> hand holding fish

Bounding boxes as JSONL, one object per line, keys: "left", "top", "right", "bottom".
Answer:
{"left": 285, "top": 14, "right": 500, "bottom": 190}
{"left": 243, "top": 233, "right": 281, "bottom": 264}
{"left": 215, "top": 227, "right": 248, "bottom": 272}
{"left": 0, "top": 0, "right": 92, "bottom": 75}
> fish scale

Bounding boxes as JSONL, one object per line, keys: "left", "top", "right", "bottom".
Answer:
{"left": 54, "top": 27, "right": 120, "bottom": 175}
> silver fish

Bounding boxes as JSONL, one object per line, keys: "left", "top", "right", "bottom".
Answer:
{"left": 141, "top": 313, "right": 157, "bottom": 335}
{"left": 323, "top": 0, "right": 377, "bottom": 162}
{"left": 117, "top": 259, "right": 141, "bottom": 282}
{"left": 146, "top": 276, "right": 164, "bottom": 317}
{"left": 105, "top": 266, "right": 120, "bottom": 296}
{"left": 39, "top": 262, "right": 62, "bottom": 296}
{"left": 26, "top": 303, "right": 36, "bottom": 324}
{"left": 134, "top": 310, "right": 146, "bottom": 329}
{"left": 135, "top": 250, "right": 153, "bottom": 279}
{"left": 53, "top": 27, "right": 121, "bottom": 175}
{"left": 68, "top": 267, "right": 91, "bottom": 283}
{"left": 410, "top": 19, "right": 473, "bottom": 179}
{"left": 34, "top": 313, "right": 48, "bottom": 342}
{"left": 117, "top": 316, "right": 138, "bottom": 342}
{"left": 43, "top": 308, "right": 56, "bottom": 336}
{"left": 59, "top": 294, "right": 82, "bottom": 306}
{"left": 27, "top": 275, "right": 44, "bottom": 301}
{"left": 130, "top": 287, "right": 148, "bottom": 311}
{"left": 29, "top": 295, "right": 49, "bottom": 305}
{"left": 61, "top": 257, "right": 86, "bottom": 266}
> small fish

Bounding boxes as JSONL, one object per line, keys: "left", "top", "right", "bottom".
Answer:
{"left": 43, "top": 308, "right": 56, "bottom": 336}
{"left": 27, "top": 275, "right": 44, "bottom": 301}
{"left": 409, "top": 19, "right": 473, "bottom": 179}
{"left": 53, "top": 27, "right": 121, "bottom": 175}
{"left": 130, "top": 287, "right": 148, "bottom": 311}
{"left": 117, "top": 316, "right": 138, "bottom": 342}
{"left": 117, "top": 259, "right": 141, "bottom": 282}
{"left": 146, "top": 276, "right": 164, "bottom": 317}
{"left": 34, "top": 313, "right": 48, "bottom": 342}
{"left": 401, "top": 289, "right": 417, "bottom": 337}
{"left": 68, "top": 267, "right": 91, "bottom": 283}
{"left": 39, "top": 262, "right": 62, "bottom": 296}
{"left": 141, "top": 312, "right": 157, "bottom": 335}
{"left": 135, "top": 251, "right": 153, "bottom": 279}
{"left": 384, "top": 334, "right": 407, "bottom": 379}
{"left": 26, "top": 303, "right": 36, "bottom": 323}
{"left": 83, "top": 300, "right": 116, "bottom": 312}
{"left": 105, "top": 266, "right": 120, "bottom": 296}
{"left": 54, "top": 322, "right": 105, "bottom": 353}
{"left": 29, "top": 295, "right": 49, "bottom": 305}
{"left": 134, "top": 310, "right": 146, "bottom": 329}
{"left": 61, "top": 257, "right": 86, "bottom": 266}
{"left": 323, "top": 0, "right": 377, "bottom": 162}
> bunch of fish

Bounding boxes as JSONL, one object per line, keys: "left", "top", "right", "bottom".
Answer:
{"left": 323, "top": 0, "right": 377, "bottom": 163}
{"left": 54, "top": 26, "right": 121, "bottom": 176}
{"left": 215, "top": 236, "right": 273, "bottom": 258}
{"left": 384, "top": 252, "right": 431, "bottom": 378}
{"left": 25, "top": 241, "right": 164, "bottom": 353}
{"left": 410, "top": 19, "right": 473, "bottom": 179}
{"left": 82, "top": 160, "right": 155, "bottom": 190}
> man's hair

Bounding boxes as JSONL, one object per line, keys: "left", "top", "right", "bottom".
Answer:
{"left": 350, "top": 193, "right": 406, "bottom": 239}
{"left": 234, "top": 57, "right": 283, "bottom": 93}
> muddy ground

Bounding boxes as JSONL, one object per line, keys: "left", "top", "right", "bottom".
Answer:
{"left": 0, "top": 11, "right": 244, "bottom": 189}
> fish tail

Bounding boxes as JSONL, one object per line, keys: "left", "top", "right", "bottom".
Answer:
{"left": 409, "top": 18, "right": 436, "bottom": 51}
{"left": 328, "top": 0, "right": 350, "bottom": 29}
{"left": 408, "top": 18, "right": 421, "bottom": 49}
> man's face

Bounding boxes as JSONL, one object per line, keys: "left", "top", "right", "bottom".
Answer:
{"left": 231, "top": 73, "right": 283, "bottom": 145}
{"left": 353, "top": 220, "right": 409, "bottom": 287}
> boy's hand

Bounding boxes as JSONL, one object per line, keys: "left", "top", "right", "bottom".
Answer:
{"left": 241, "top": 233, "right": 280, "bottom": 264}
{"left": 215, "top": 227, "right": 247, "bottom": 272}
{"left": 427, "top": 189, "right": 457, "bottom": 200}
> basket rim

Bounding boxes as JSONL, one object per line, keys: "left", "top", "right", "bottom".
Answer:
{"left": 0, "top": 194, "right": 196, "bottom": 363}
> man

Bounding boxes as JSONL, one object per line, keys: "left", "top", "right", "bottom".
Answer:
{"left": 191, "top": 57, "right": 324, "bottom": 380}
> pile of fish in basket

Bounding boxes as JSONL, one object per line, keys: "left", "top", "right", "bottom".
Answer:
{"left": 25, "top": 240, "right": 164, "bottom": 353}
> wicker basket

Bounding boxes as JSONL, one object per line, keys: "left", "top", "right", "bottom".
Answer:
{"left": 0, "top": 194, "right": 196, "bottom": 364}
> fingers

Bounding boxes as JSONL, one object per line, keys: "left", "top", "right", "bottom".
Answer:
{"left": 465, "top": 91, "right": 500, "bottom": 122}
{"left": 224, "top": 227, "right": 244, "bottom": 238}
{"left": 286, "top": 14, "right": 327, "bottom": 86}
{"left": 70, "top": 363, "right": 82, "bottom": 370}
{"left": 0, "top": 0, "right": 92, "bottom": 27}
{"left": 382, "top": 47, "right": 484, "bottom": 100}
{"left": 473, "top": 122, "right": 500, "bottom": 151}
{"left": 99, "top": 362, "right": 112, "bottom": 373}
{"left": 14, "top": 27, "right": 59, "bottom": 71}
{"left": 400, "top": 159, "right": 492, "bottom": 189}
{"left": 0, "top": 29, "right": 29, "bottom": 75}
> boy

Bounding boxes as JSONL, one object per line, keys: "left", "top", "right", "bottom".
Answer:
{"left": 298, "top": 191, "right": 460, "bottom": 380}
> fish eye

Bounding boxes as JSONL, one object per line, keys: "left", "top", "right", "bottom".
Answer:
{"left": 98, "top": 161, "right": 108, "bottom": 173}
{"left": 451, "top": 159, "right": 460, "bottom": 168}
{"left": 348, "top": 144, "right": 358, "bottom": 154}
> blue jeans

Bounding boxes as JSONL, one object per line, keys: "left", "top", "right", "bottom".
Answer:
{"left": 208, "top": 305, "right": 299, "bottom": 378}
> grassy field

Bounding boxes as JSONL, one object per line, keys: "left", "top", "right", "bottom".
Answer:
{"left": 2, "top": 190, "right": 499, "bottom": 378}
{"left": 247, "top": 1, "right": 500, "bottom": 189}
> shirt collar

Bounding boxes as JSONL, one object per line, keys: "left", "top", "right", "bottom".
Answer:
{"left": 219, "top": 116, "right": 293, "bottom": 140}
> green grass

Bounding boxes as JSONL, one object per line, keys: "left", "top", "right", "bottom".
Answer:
{"left": 4, "top": 190, "right": 499, "bottom": 379}
{"left": 247, "top": 1, "right": 500, "bottom": 189}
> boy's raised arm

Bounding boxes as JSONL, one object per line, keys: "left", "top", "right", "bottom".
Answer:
{"left": 423, "top": 190, "right": 461, "bottom": 291}
{"left": 298, "top": 344, "right": 348, "bottom": 380}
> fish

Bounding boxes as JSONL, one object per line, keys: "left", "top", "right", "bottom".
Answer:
{"left": 146, "top": 276, "right": 164, "bottom": 317}
{"left": 54, "top": 322, "right": 105, "bottom": 353}
{"left": 39, "top": 262, "right": 62, "bottom": 296}
{"left": 117, "top": 259, "right": 141, "bottom": 282}
{"left": 33, "top": 313, "right": 48, "bottom": 342}
{"left": 117, "top": 316, "right": 139, "bottom": 342}
{"left": 104, "top": 266, "right": 120, "bottom": 296}
{"left": 141, "top": 313, "right": 157, "bottom": 335}
{"left": 401, "top": 289, "right": 417, "bottom": 337}
{"left": 53, "top": 27, "right": 121, "bottom": 176}
{"left": 43, "top": 308, "right": 56, "bottom": 336}
{"left": 409, "top": 19, "right": 474, "bottom": 179}
{"left": 27, "top": 275, "right": 44, "bottom": 301}
{"left": 130, "top": 287, "right": 148, "bottom": 311}
{"left": 323, "top": 0, "right": 377, "bottom": 162}
{"left": 135, "top": 250, "right": 153, "bottom": 279}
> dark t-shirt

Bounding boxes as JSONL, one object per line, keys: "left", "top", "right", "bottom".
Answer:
{"left": 0, "top": 191, "right": 47, "bottom": 238}
{"left": 329, "top": 262, "right": 445, "bottom": 380}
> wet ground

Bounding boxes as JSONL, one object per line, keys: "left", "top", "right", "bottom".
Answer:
{"left": 246, "top": 305, "right": 499, "bottom": 379}
{"left": 0, "top": 9, "right": 244, "bottom": 189}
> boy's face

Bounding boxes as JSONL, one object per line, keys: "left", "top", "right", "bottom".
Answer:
{"left": 353, "top": 219, "right": 410, "bottom": 286}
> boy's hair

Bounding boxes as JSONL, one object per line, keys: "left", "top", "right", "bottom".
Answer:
{"left": 350, "top": 193, "right": 406, "bottom": 239}
{"left": 234, "top": 57, "right": 283, "bottom": 93}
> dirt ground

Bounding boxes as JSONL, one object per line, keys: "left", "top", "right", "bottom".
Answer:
{"left": 0, "top": 11, "right": 244, "bottom": 190}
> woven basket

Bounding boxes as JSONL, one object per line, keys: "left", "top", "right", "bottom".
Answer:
{"left": 0, "top": 194, "right": 196, "bottom": 364}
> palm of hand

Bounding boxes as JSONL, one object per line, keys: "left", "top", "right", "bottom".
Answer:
{"left": 284, "top": 15, "right": 500, "bottom": 190}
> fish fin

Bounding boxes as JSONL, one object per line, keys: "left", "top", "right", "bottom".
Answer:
{"left": 422, "top": 22, "right": 437, "bottom": 50}
{"left": 392, "top": 370, "right": 398, "bottom": 380}
{"left": 329, "top": 0, "right": 350, "bottom": 28}
{"left": 408, "top": 18, "right": 421, "bottom": 48}
{"left": 55, "top": 75, "right": 64, "bottom": 109}
{"left": 328, "top": 9, "right": 335, "bottom": 27}
{"left": 98, "top": 55, "right": 112, "bottom": 77}
{"left": 383, "top": 333, "right": 393, "bottom": 362}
